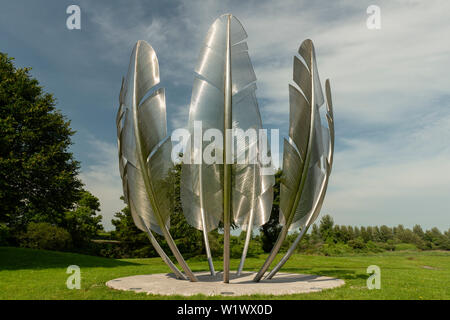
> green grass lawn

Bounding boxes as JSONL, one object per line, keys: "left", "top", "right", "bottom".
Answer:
{"left": 0, "top": 246, "right": 448, "bottom": 299}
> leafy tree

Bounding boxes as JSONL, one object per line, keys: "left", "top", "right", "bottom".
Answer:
{"left": 319, "top": 214, "right": 335, "bottom": 242}
{"left": 310, "top": 223, "right": 322, "bottom": 244}
{"left": 378, "top": 225, "right": 394, "bottom": 242}
{"left": 19, "top": 222, "right": 72, "bottom": 251}
{"left": 111, "top": 200, "right": 156, "bottom": 258}
{"left": 413, "top": 225, "right": 425, "bottom": 239}
{"left": 64, "top": 190, "right": 103, "bottom": 247}
{"left": 260, "top": 170, "right": 282, "bottom": 253}
{"left": 166, "top": 163, "right": 203, "bottom": 258}
{"left": 360, "top": 226, "right": 369, "bottom": 242}
{"left": 366, "top": 226, "right": 374, "bottom": 242}
{"left": 0, "top": 224, "right": 11, "bottom": 246}
{"left": 347, "top": 226, "right": 355, "bottom": 240}
{"left": 348, "top": 237, "right": 365, "bottom": 250}
{"left": 424, "top": 227, "right": 449, "bottom": 250}
{"left": 334, "top": 225, "right": 351, "bottom": 243}
{"left": 393, "top": 225, "right": 405, "bottom": 238}
{"left": 396, "top": 228, "right": 424, "bottom": 248}
{"left": 0, "top": 53, "right": 82, "bottom": 229}
{"left": 353, "top": 226, "right": 360, "bottom": 239}
{"left": 372, "top": 226, "right": 381, "bottom": 241}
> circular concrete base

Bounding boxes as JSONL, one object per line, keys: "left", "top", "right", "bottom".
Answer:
{"left": 106, "top": 271, "right": 345, "bottom": 296}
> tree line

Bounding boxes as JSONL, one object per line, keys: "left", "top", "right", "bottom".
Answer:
{"left": 106, "top": 168, "right": 450, "bottom": 259}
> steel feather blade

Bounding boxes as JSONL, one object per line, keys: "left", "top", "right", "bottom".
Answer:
{"left": 116, "top": 40, "right": 197, "bottom": 282}
{"left": 265, "top": 79, "right": 335, "bottom": 280}
{"left": 180, "top": 14, "right": 274, "bottom": 282}
{"left": 254, "top": 39, "right": 330, "bottom": 282}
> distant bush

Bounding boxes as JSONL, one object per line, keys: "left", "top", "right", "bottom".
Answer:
{"left": 348, "top": 237, "right": 366, "bottom": 250}
{"left": 0, "top": 224, "right": 11, "bottom": 246}
{"left": 374, "top": 240, "right": 395, "bottom": 251}
{"left": 247, "top": 238, "right": 264, "bottom": 257}
{"left": 320, "top": 242, "right": 352, "bottom": 256}
{"left": 365, "top": 241, "right": 385, "bottom": 253}
{"left": 229, "top": 236, "right": 264, "bottom": 259}
{"left": 19, "top": 222, "right": 72, "bottom": 251}
{"left": 395, "top": 243, "right": 418, "bottom": 251}
{"left": 96, "top": 232, "right": 114, "bottom": 240}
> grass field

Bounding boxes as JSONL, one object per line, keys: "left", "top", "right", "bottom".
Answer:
{"left": 0, "top": 246, "right": 448, "bottom": 299}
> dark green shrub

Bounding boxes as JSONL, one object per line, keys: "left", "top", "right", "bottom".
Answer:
{"left": 247, "top": 238, "right": 264, "bottom": 257}
{"left": 348, "top": 237, "right": 366, "bottom": 250}
{"left": 394, "top": 243, "right": 418, "bottom": 251}
{"left": 230, "top": 242, "right": 243, "bottom": 259}
{"left": 375, "top": 240, "right": 395, "bottom": 251}
{"left": 19, "top": 222, "right": 72, "bottom": 251}
{"left": 208, "top": 231, "right": 224, "bottom": 257}
{"left": 366, "top": 240, "right": 384, "bottom": 253}
{"left": 0, "top": 224, "right": 11, "bottom": 245}
{"left": 320, "top": 242, "right": 352, "bottom": 256}
{"left": 64, "top": 190, "right": 103, "bottom": 248}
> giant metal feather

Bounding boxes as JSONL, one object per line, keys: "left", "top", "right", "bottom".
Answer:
{"left": 265, "top": 79, "right": 335, "bottom": 280}
{"left": 116, "top": 40, "right": 197, "bottom": 282}
{"left": 254, "top": 39, "right": 329, "bottom": 282}
{"left": 180, "top": 14, "right": 274, "bottom": 282}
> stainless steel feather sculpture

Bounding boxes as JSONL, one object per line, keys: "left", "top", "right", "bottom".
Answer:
{"left": 264, "top": 78, "right": 334, "bottom": 280}
{"left": 254, "top": 39, "right": 334, "bottom": 282}
{"left": 116, "top": 40, "right": 197, "bottom": 282}
{"left": 115, "top": 15, "right": 334, "bottom": 286}
{"left": 180, "top": 14, "right": 274, "bottom": 282}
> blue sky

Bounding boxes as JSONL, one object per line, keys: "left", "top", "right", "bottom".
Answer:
{"left": 1, "top": 0, "right": 449, "bottom": 230}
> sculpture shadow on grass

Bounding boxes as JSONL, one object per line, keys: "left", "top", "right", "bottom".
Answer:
{"left": 165, "top": 270, "right": 339, "bottom": 283}
{"left": 280, "top": 267, "right": 367, "bottom": 280}
{"left": 0, "top": 247, "right": 139, "bottom": 271}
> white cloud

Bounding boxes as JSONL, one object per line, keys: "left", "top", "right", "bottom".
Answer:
{"left": 169, "top": 103, "right": 190, "bottom": 130}
{"left": 79, "top": 137, "right": 123, "bottom": 230}
{"left": 323, "top": 111, "right": 450, "bottom": 229}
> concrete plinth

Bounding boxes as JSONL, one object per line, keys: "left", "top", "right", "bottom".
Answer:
{"left": 106, "top": 271, "right": 344, "bottom": 296}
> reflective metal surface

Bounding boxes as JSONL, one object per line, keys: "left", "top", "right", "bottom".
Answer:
{"left": 116, "top": 17, "right": 332, "bottom": 285}
{"left": 254, "top": 39, "right": 333, "bottom": 282}
{"left": 265, "top": 79, "right": 334, "bottom": 279}
{"left": 223, "top": 14, "right": 232, "bottom": 284}
{"left": 181, "top": 14, "right": 274, "bottom": 282}
{"left": 117, "top": 41, "right": 197, "bottom": 282}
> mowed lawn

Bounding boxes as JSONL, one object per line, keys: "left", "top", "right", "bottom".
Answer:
{"left": 0, "top": 246, "right": 448, "bottom": 299}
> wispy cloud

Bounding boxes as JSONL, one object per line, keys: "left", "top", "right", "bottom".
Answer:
{"left": 78, "top": 135, "right": 123, "bottom": 230}
{"left": 324, "top": 110, "right": 450, "bottom": 228}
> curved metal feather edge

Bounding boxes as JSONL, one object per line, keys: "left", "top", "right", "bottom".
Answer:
{"left": 236, "top": 139, "right": 275, "bottom": 276}
{"left": 117, "top": 41, "right": 197, "bottom": 282}
{"left": 254, "top": 39, "right": 326, "bottom": 282}
{"left": 117, "top": 104, "right": 185, "bottom": 280}
{"left": 265, "top": 79, "right": 334, "bottom": 280}
{"left": 117, "top": 93, "right": 187, "bottom": 280}
{"left": 180, "top": 14, "right": 274, "bottom": 282}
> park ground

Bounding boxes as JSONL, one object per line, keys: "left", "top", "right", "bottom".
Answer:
{"left": 0, "top": 246, "right": 448, "bottom": 300}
